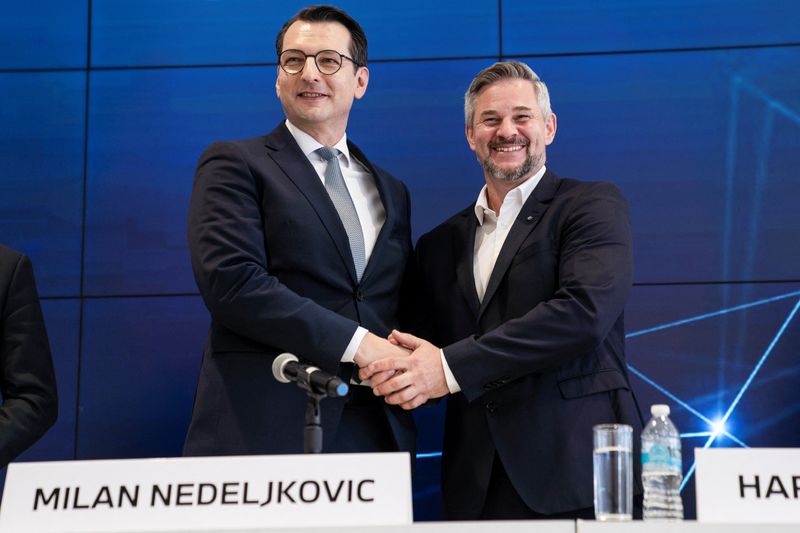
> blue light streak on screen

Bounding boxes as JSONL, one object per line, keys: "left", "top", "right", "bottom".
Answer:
{"left": 627, "top": 290, "right": 800, "bottom": 338}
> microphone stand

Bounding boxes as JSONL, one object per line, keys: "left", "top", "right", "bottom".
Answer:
{"left": 272, "top": 353, "right": 348, "bottom": 454}
{"left": 304, "top": 390, "right": 325, "bottom": 454}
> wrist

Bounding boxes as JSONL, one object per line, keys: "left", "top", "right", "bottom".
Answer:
{"left": 354, "top": 332, "right": 376, "bottom": 367}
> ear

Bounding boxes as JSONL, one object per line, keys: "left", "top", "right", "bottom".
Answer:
{"left": 353, "top": 66, "right": 369, "bottom": 100}
{"left": 544, "top": 112, "right": 557, "bottom": 145}
{"left": 275, "top": 67, "right": 282, "bottom": 98}
{"left": 465, "top": 125, "right": 477, "bottom": 152}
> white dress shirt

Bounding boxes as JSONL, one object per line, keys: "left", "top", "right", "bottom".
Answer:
{"left": 285, "top": 120, "right": 386, "bottom": 363}
{"left": 441, "top": 165, "right": 548, "bottom": 393}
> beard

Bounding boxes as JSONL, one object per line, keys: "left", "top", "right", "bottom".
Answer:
{"left": 482, "top": 153, "right": 534, "bottom": 182}
{"left": 480, "top": 137, "right": 542, "bottom": 182}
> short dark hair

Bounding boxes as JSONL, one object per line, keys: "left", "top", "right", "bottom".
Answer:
{"left": 275, "top": 5, "right": 368, "bottom": 68}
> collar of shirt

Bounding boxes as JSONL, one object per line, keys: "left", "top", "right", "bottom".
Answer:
{"left": 285, "top": 119, "right": 353, "bottom": 169}
{"left": 474, "top": 165, "right": 547, "bottom": 226}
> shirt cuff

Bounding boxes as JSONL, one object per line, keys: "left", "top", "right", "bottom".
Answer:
{"left": 341, "top": 326, "right": 368, "bottom": 363}
{"left": 440, "top": 349, "right": 461, "bottom": 394}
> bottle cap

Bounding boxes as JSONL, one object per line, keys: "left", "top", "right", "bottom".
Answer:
{"left": 651, "top": 404, "right": 670, "bottom": 417}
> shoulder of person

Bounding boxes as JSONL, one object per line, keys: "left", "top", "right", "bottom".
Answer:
{"left": 0, "top": 244, "right": 28, "bottom": 309}
{"left": 0, "top": 243, "right": 23, "bottom": 264}
{"left": 0, "top": 244, "right": 25, "bottom": 275}
{"left": 417, "top": 203, "right": 474, "bottom": 249}
{"left": 556, "top": 176, "right": 626, "bottom": 202}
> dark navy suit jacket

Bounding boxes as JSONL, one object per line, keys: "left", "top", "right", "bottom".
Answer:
{"left": 0, "top": 244, "right": 57, "bottom": 467}
{"left": 415, "top": 169, "right": 643, "bottom": 517}
{"left": 184, "top": 122, "right": 415, "bottom": 456}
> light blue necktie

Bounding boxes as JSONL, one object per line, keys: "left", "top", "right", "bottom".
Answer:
{"left": 316, "top": 147, "right": 366, "bottom": 281}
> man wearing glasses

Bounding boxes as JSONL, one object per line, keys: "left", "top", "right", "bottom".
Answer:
{"left": 184, "top": 5, "right": 414, "bottom": 456}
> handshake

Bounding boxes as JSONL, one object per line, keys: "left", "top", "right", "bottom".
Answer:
{"left": 353, "top": 330, "right": 450, "bottom": 410}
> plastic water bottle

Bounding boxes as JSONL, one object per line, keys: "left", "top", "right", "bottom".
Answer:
{"left": 641, "top": 404, "right": 684, "bottom": 520}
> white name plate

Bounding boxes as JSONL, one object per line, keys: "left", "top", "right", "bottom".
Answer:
{"left": 0, "top": 452, "right": 412, "bottom": 532}
{"left": 695, "top": 448, "right": 800, "bottom": 523}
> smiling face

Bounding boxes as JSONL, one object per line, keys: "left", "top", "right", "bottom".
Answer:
{"left": 466, "top": 78, "right": 556, "bottom": 184}
{"left": 275, "top": 20, "right": 369, "bottom": 145}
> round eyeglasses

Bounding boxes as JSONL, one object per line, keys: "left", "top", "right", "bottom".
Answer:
{"left": 279, "top": 49, "right": 361, "bottom": 75}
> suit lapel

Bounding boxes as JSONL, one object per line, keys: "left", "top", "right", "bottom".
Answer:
{"left": 454, "top": 209, "right": 481, "bottom": 319}
{"left": 478, "top": 170, "right": 560, "bottom": 319}
{"left": 264, "top": 123, "right": 358, "bottom": 283}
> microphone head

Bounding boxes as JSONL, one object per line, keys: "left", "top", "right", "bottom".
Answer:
{"left": 333, "top": 381, "right": 349, "bottom": 398}
{"left": 271, "top": 352, "right": 299, "bottom": 383}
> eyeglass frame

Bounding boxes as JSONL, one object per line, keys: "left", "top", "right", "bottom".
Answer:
{"left": 278, "top": 49, "right": 363, "bottom": 75}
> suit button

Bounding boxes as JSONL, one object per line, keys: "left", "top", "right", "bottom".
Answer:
{"left": 355, "top": 290, "right": 364, "bottom": 301}
{"left": 485, "top": 401, "right": 497, "bottom": 413}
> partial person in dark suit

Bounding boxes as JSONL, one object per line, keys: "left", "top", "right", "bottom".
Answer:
{"left": 0, "top": 244, "right": 58, "bottom": 468}
{"left": 184, "top": 5, "right": 414, "bottom": 457}
{"left": 362, "top": 62, "right": 643, "bottom": 519}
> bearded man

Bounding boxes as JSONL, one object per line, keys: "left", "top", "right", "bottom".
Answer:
{"left": 361, "top": 61, "right": 643, "bottom": 519}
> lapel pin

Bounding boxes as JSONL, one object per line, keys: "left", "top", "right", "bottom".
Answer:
{"left": 526, "top": 215, "right": 534, "bottom": 221}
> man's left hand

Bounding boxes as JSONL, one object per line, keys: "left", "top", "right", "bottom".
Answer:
{"left": 360, "top": 330, "right": 449, "bottom": 410}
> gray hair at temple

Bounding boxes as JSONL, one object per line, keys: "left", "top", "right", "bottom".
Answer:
{"left": 464, "top": 61, "right": 552, "bottom": 126}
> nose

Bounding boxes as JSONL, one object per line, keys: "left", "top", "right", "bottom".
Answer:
{"left": 496, "top": 117, "right": 517, "bottom": 138}
{"left": 300, "top": 56, "right": 321, "bottom": 81}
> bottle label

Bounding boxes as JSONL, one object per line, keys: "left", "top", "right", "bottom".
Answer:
{"left": 642, "top": 443, "right": 681, "bottom": 470}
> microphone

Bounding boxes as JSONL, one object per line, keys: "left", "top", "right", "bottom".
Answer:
{"left": 271, "top": 353, "right": 349, "bottom": 398}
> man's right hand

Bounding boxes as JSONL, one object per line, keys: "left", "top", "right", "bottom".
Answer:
{"left": 354, "top": 332, "right": 410, "bottom": 368}
{"left": 361, "top": 330, "right": 449, "bottom": 410}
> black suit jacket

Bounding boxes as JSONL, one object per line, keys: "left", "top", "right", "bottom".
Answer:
{"left": 415, "top": 170, "right": 643, "bottom": 517}
{"left": 0, "top": 244, "right": 58, "bottom": 468}
{"left": 184, "top": 122, "right": 415, "bottom": 456}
